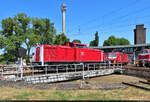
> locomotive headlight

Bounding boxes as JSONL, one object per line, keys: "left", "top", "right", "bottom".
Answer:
{"left": 81, "top": 52, "right": 84, "bottom": 56}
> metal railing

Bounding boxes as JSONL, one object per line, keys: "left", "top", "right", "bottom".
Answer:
{"left": 0, "top": 62, "right": 123, "bottom": 83}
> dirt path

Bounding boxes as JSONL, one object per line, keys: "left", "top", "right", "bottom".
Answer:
{"left": 0, "top": 74, "right": 146, "bottom": 90}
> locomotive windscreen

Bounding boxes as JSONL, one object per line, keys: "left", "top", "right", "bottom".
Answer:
{"left": 143, "top": 50, "right": 149, "bottom": 54}
{"left": 108, "top": 53, "right": 116, "bottom": 58}
{"left": 140, "top": 49, "right": 150, "bottom": 54}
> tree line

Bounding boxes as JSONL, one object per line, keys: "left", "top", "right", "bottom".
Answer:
{"left": 89, "top": 32, "right": 130, "bottom": 47}
{"left": 0, "top": 13, "right": 130, "bottom": 64}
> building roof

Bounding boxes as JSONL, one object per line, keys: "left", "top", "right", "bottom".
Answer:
{"left": 90, "top": 43, "right": 150, "bottom": 49}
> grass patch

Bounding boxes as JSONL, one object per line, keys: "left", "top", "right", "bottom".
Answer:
{"left": 2, "top": 98, "right": 12, "bottom": 101}
{"left": 39, "top": 91, "right": 45, "bottom": 95}
{"left": 0, "top": 75, "right": 150, "bottom": 100}
{"left": 1, "top": 86, "right": 150, "bottom": 100}
{"left": 52, "top": 91, "right": 68, "bottom": 100}
{"left": 47, "top": 90, "right": 118, "bottom": 100}
{"left": 13, "top": 92, "right": 35, "bottom": 100}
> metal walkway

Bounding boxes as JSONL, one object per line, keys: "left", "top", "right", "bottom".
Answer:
{"left": 23, "top": 68, "right": 115, "bottom": 84}
{"left": 0, "top": 63, "right": 122, "bottom": 84}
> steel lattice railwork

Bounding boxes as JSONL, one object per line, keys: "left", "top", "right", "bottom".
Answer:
{"left": 24, "top": 63, "right": 122, "bottom": 84}
{"left": 0, "top": 63, "right": 122, "bottom": 84}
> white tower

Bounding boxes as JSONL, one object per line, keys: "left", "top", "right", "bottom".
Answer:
{"left": 61, "top": 4, "right": 66, "bottom": 34}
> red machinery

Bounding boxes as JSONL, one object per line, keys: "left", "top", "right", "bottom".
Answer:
{"left": 107, "top": 52, "right": 130, "bottom": 64}
{"left": 35, "top": 42, "right": 103, "bottom": 65}
{"left": 138, "top": 49, "right": 150, "bottom": 67}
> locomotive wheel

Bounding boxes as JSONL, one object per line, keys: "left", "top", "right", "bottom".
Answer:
{"left": 145, "top": 64, "right": 148, "bottom": 67}
{"left": 139, "top": 63, "right": 143, "bottom": 67}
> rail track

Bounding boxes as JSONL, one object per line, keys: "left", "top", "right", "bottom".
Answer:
{"left": 123, "top": 64, "right": 150, "bottom": 70}
{"left": 122, "top": 79, "right": 150, "bottom": 91}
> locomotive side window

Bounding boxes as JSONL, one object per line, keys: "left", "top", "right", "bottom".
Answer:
{"left": 82, "top": 45, "right": 86, "bottom": 48}
{"left": 69, "top": 43, "right": 75, "bottom": 47}
{"left": 68, "top": 43, "right": 87, "bottom": 48}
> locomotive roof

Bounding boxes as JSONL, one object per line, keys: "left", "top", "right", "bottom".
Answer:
{"left": 36, "top": 42, "right": 87, "bottom": 46}
{"left": 36, "top": 44, "right": 71, "bottom": 48}
{"left": 91, "top": 43, "right": 150, "bottom": 49}
{"left": 108, "top": 52, "right": 127, "bottom": 55}
{"left": 66, "top": 42, "right": 87, "bottom": 46}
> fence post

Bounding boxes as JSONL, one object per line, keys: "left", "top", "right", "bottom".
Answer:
{"left": 75, "top": 64, "right": 76, "bottom": 72}
{"left": 82, "top": 64, "right": 84, "bottom": 80}
{"left": 1, "top": 66, "right": 3, "bottom": 78}
{"left": 32, "top": 65, "right": 34, "bottom": 76}
{"left": 45, "top": 66, "right": 47, "bottom": 75}
{"left": 20, "top": 57, "right": 23, "bottom": 78}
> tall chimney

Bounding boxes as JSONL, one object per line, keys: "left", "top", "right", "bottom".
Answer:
{"left": 61, "top": 4, "right": 66, "bottom": 34}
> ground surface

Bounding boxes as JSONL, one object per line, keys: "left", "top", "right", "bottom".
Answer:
{"left": 1, "top": 74, "right": 150, "bottom": 100}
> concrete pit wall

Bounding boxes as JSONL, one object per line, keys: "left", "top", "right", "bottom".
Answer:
{"left": 123, "top": 68, "right": 150, "bottom": 79}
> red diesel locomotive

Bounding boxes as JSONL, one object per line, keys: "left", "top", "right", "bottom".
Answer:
{"left": 138, "top": 49, "right": 150, "bottom": 67}
{"left": 106, "top": 52, "right": 130, "bottom": 65}
{"left": 35, "top": 42, "right": 104, "bottom": 65}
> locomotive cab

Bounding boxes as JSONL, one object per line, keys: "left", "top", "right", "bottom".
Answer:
{"left": 66, "top": 42, "right": 87, "bottom": 48}
{"left": 108, "top": 52, "right": 117, "bottom": 63}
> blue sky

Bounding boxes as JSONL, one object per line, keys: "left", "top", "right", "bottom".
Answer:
{"left": 0, "top": 0, "right": 150, "bottom": 54}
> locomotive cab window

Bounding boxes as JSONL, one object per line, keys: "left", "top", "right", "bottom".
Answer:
{"left": 140, "top": 50, "right": 150, "bottom": 54}
{"left": 76, "top": 44, "right": 86, "bottom": 48}
{"left": 142, "top": 50, "right": 149, "bottom": 54}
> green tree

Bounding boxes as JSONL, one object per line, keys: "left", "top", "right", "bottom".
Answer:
{"left": 95, "top": 31, "right": 99, "bottom": 46}
{"left": 54, "top": 33, "right": 70, "bottom": 45}
{"left": 32, "top": 18, "right": 56, "bottom": 45}
{"left": 0, "top": 37, "right": 4, "bottom": 49}
{"left": 14, "top": 13, "right": 31, "bottom": 62}
{"left": 0, "top": 13, "right": 33, "bottom": 62}
{"left": 89, "top": 40, "right": 95, "bottom": 46}
{"left": 1, "top": 15, "right": 23, "bottom": 60}
{"left": 24, "top": 29, "right": 41, "bottom": 62}
{"left": 89, "top": 31, "right": 99, "bottom": 46}
{"left": 119, "top": 38, "right": 130, "bottom": 45}
{"left": 103, "top": 35, "right": 130, "bottom": 46}
{"left": 72, "top": 39, "right": 81, "bottom": 43}
{"left": 0, "top": 13, "right": 56, "bottom": 63}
